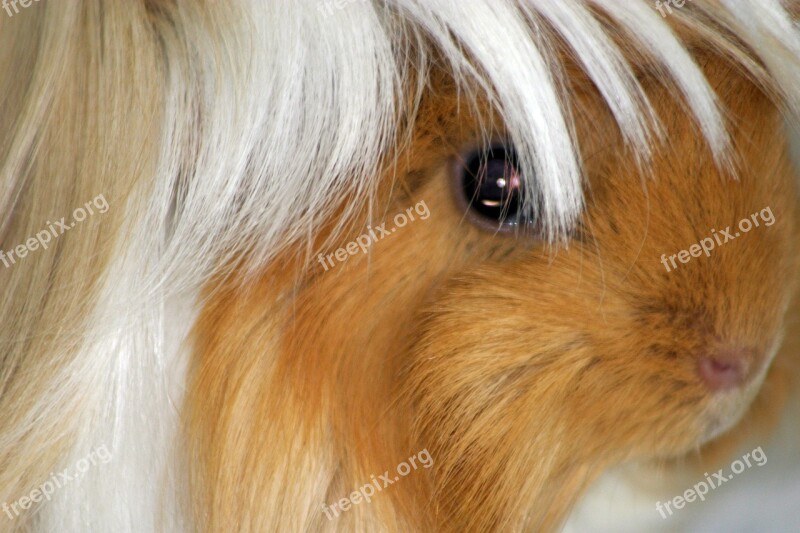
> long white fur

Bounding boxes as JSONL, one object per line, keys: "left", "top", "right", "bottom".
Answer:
{"left": 0, "top": 1, "right": 797, "bottom": 532}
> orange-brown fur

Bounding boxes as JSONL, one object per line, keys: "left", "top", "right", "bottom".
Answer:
{"left": 186, "top": 46, "right": 800, "bottom": 532}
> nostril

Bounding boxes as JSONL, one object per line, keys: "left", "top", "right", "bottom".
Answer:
{"left": 697, "top": 351, "right": 751, "bottom": 391}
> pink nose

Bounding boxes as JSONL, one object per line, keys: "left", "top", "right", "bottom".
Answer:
{"left": 697, "top": 350, "right": 753, "bottom": 391}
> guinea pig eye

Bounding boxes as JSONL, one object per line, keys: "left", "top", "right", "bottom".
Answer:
{"left": 456, "top": 145, "right": 529, "bottom": 232}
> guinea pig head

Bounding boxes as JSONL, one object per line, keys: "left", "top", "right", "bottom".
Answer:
{"left": 363, "top": 55, "right": 797, "bottom": 529}
{"left": 191, "top": 46, "right": 799, "bottom": 533}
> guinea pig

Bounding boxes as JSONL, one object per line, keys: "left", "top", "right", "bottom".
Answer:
{"left": 0, "top": 1, "right": 798, "bottom": 532}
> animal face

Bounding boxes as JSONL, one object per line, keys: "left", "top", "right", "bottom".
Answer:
{"left": 399, "top": 60, "right": 798, "bottom": 465}
{"left": 190, "top": 48, "right": 798, "bottom": 532}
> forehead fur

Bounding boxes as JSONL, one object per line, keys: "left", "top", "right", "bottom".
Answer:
{"left": 270, "top": 0, "right": 800, "bottom": 248}
{"left": 101, "top": 0, "right": 800, "bottom": 285}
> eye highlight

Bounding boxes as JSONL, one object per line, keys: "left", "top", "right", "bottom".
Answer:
{"left": 455, "top": 144, "right": 533, "bottom": 233}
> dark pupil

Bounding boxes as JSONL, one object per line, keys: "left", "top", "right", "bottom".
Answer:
{"left": 463, "top": 147, "right": 521, "bottom": 223}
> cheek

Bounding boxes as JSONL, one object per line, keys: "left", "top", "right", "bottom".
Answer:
{"left": 405, "top": 252, "right": 709, "bottom": 460}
